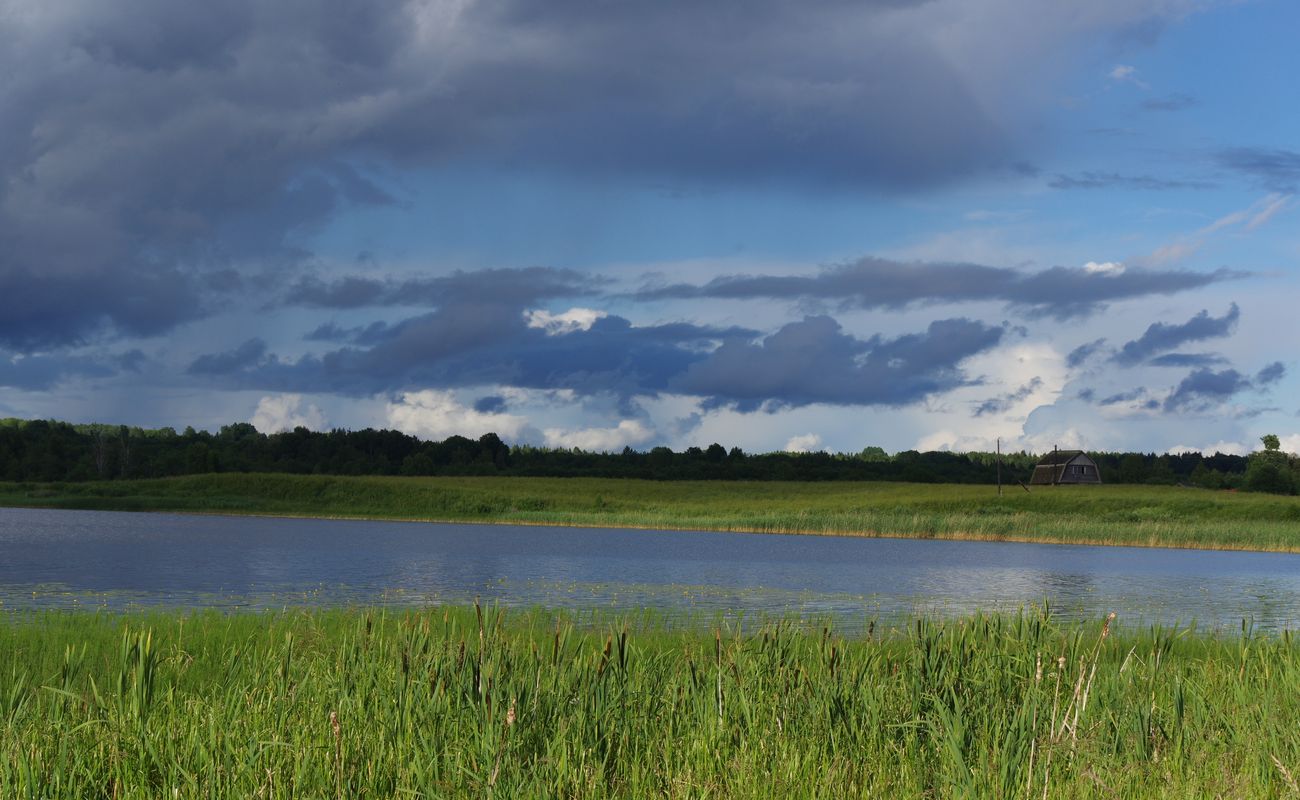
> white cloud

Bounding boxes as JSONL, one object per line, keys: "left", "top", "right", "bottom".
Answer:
{"left": 1139, "top": 193, "right": 1293, "bottom": 267}
{"left": 915, "top": 430, "right": 997, "bottom": 452}
{"left": 1107, "top": 64, "right": 1148, "bottom": 88}
{"left": 386, "top": 390, "right": 530, "bottom": 441}
{"left": 1246, "top": 193, "right": 1291, "bottom": 231}
{"left": 543, "top": 419, "right": 654, "bottom": 451}
{"left": 784, "top": 433, "right": 823, "bottom": 453}
{"left": 1279, "top": 435, "right": 1300, "bottom": 456}
{"left": 1083, "top": 260, "right": 1125, "bottom": 276}
{"left": 524, "top": 307, "right": 607, "bottom": 336}
{"left": 251, "top": 394, "right": 326, "bottom": 433}
{"left": 1165, "top": 440, "right": 1250, "bottom": 456}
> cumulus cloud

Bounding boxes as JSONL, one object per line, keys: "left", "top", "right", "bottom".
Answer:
{"left": 524, "top": 308, "right": 608, "bottom": 336}
{"left": 250, "top": 394, "right": 326, "bottom": 433}
{"left": 636, "top": 257, "right": 1242, "bottom": 320}
{"left": 1164, "top": 440, "right": 1250, "bottom": 456}
{"left": 1108, "top": 64, "right": 1141, "bottom": 83}
{"left": 386, "top": 390, "right": 531, "bottom": 442}
{"left": 194, "top": 297, "right": 759, "bottom": 401}
{"left": 1112, "top": 304, "right": 1239, "bottom": 366}
{"left": 672, "top": 315, "right": 1004, "bottom": 411}
{"left": 784, "top": 433, "right": 824, "bottom": 453}
{"left": 543, "top": 420, "right": 654, "bottom": 452}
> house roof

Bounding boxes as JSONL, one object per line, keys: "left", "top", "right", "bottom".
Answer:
{"left": 1035, "top": 450, "right": 1086, "bottom": 466}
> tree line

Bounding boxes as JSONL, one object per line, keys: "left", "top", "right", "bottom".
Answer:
{"left": 0, "top": 417, "right": 1293, "bottom": 493}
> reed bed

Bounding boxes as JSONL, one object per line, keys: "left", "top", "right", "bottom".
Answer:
{"left": 4, "top": 472, "right": 1300, "bottom": 551}
{"left": 3, "top": 606, "right": 1300, "bottom": 798}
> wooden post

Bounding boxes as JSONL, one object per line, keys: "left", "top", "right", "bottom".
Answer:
{"left": 1053, "top": 444, "right": 1058, "bottom": 486}
{"left": 997, "top": 437, "right": 1002, "bottom": 496}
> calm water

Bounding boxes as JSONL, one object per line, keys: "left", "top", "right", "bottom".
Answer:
{"left": 3, "top": 507, "right": 1300, "bottom": 630}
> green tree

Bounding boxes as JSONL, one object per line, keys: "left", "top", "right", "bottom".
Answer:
{"left": 1244, "top": 434, "right": 1296, "bottom": 495}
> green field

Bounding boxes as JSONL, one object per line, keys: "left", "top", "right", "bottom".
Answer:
{"left": 4, "top": 606, "right": 1299, "bottom": 798}
{"left": 3, "top": 472, "right": 1300, "bottom": 551}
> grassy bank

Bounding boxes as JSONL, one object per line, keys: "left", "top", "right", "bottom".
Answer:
{"left": 4, "top": 606, "right": 1299, "bottom": 798}
{"left": 3, "top": 472, "right": 1300, "bottom": 551}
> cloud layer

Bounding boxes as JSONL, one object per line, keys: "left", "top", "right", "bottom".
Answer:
{"left": 637, "top": 258, "right": 1241, "bottom": 319}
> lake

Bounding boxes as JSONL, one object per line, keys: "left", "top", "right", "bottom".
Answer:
{"left": 3, "top": 506, "right": 1299, "bottom": 630}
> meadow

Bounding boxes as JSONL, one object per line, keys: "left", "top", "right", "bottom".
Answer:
{"left": 3, "top": 472, "right": 1300, "bottom": 551}
{"left": 3, "top": 606, "right": 1299, "bottom": 798}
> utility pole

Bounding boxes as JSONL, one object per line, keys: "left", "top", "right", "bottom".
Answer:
{"left": 996, "top": 437, "right": 1002, "bottom": 496}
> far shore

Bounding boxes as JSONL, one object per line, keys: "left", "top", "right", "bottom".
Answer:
{"left": 3, "top": 472, "right": 1299, "bottom": 554}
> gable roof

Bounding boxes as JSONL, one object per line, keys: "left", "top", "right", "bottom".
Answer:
{"left": 1035, "top": 449, "right": 1086, "bottom": 466}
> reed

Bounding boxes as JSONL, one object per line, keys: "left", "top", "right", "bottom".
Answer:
{"left": 3, "top": 472, "right": 1300, "bottom": 551}
{"left": 3, "top": 606, "right": 1299, "bottom": 797}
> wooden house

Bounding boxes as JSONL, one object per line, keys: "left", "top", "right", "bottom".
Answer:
{"left": 1029, "top": 449, "right": 1102, "bottom": 485}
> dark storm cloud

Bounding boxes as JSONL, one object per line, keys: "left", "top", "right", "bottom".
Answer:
{"left": 636, "top": 258, "right": 1242, "bottom": 320}
{"left": 284, "top": 267, "right": 600, "bottom": 309}
{"left": 0, "top": 0, "right": 1192, "bottom": 353}
{"left": 1146, "top": 353, "right": 1226, "bottom": 368}
{"left": 670, "top": 316, "right": 1004, "bottom": 411}
{"left": 1140, "top": 93, "right": 1196, "bottom": 112}
{"left": 1217, "top": 147, "right": 1300, "bottom": 192}
{"left": 1066, "top": 338, "right": 1108, "bottom": 368}
{"left": 1112, "top": 304, "right": 1238, "bottom": 366}
{"left": 191, "top": 300, "right": 759, "bottom": 399}
{"left": 1163, "top": 368, "right": 1251, "bottom": 412}
{"left": 1098, "top": 388, "right": 1148, "bottom": 407}
{"left": 1047, "top": 172, "right": 1214, "bottom": 191}
{"left": 1256, "top": 362, "right": 1286, "bottom": 386}
{"left": 0, "top": 268, "right": 203, "bottom": 351}
{"left": 973, "top": 377, "right": 1042, "bottom": 417}
{"left": 1161, "top": 362, "right": 1284, "bottom": 413}
{"left": 187, "top": 338, "right": 268, "bottom": 376}
{"left": 304, "top": 321, "right": 395, "bottom": 346}
{"left": 473, "top": 395, "right": 507, "bottom": 414}
{"left": 192, "top": 294, "right": 995, "bottom": 410}
{"left": 0, "top": 352, "right": 119, "bottom": 391}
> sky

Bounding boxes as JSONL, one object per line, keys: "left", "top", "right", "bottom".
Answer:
{"left": 2, "top": 0, "right": 1298, "bottom": 456}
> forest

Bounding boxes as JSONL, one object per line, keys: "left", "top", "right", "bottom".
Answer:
{"left": 1, "top": 417, "right": 1290, "bottom": 492}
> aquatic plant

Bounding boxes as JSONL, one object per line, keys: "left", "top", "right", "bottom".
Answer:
{"left": 3, "top": 605, "right": 1300, "bottom": 797}
{"left": 3, "top": 472, "right": 1300, "bottom": 551}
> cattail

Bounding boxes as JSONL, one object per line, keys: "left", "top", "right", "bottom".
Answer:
{"left": 1057, "top": 655, "right": 1066, "bottom": 671}
{"left": 1035, "top": 652, "right": 1043, "bottom": 683}
{"left": 505, "top": 698, "right": 516, "bottom": 728}
{"left": 1102, "top": 612, "right": 1116, "bottom": 641}
{"left": 329, "top": 710, "right": 340, "bottom": 741}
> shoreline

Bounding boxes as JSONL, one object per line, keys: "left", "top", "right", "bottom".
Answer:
{"left": 5, "top": 500, "right": 1300, "bottom": 555}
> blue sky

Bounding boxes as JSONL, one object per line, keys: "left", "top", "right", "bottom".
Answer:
{"left": 1, "top": 0, "right": 1297, "bottom": 455}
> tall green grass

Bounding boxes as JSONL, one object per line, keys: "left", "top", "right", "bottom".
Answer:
{"left": 3, "top": 606, "right": 1299, "bottom": 798}
{"left": 3, "top": 472, "right": 1300, "bottom": 551}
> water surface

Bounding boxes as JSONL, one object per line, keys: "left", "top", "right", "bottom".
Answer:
{"left": 3, "top": 507, "right": 1299, "bottom": 630}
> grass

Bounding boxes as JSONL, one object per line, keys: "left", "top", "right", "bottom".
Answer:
{"left": 3, "top": 472, "right": 1300, "bottom": 551}
{"left": 3, "top": 605, "right": 1300, "bottom": 798}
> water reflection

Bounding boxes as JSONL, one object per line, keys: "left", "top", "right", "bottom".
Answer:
{"left": 2, "top": 507, "right": 1300, "bottom": 631}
